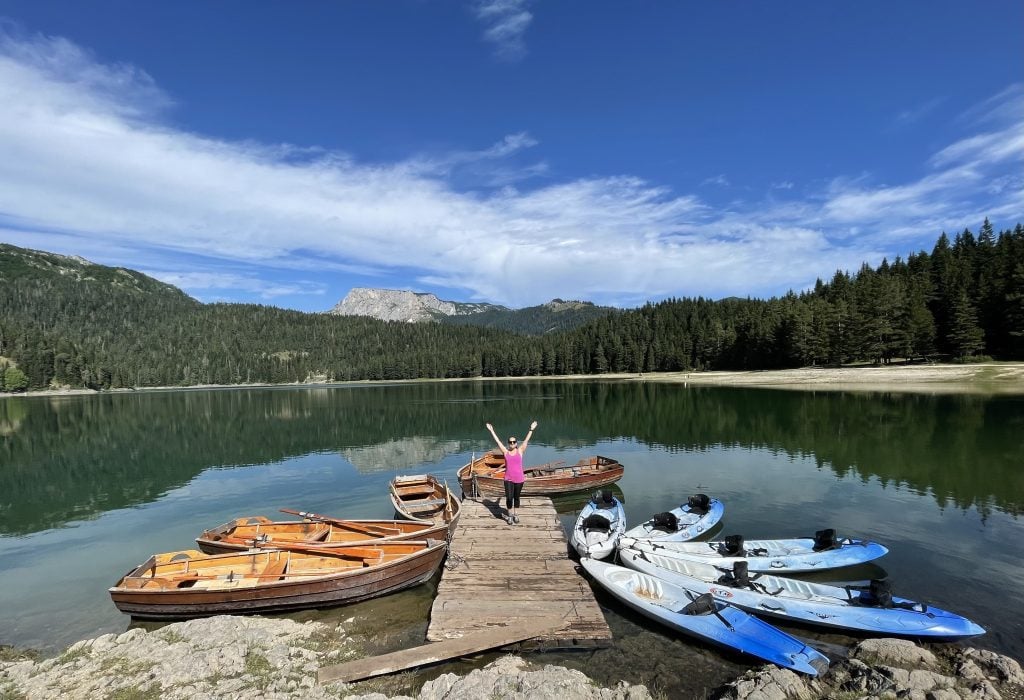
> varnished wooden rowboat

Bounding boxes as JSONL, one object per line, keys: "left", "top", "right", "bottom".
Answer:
{"left": 195, "top": 513, "right": 447, "bottom": 555}
{"left": 109, "top": 539, "right": 447, "bottom": 619}
{"left": 458, "top": 452, "right": 624, "bottom": 497}
{"left": 388, "top": 474, "right": 461, "bottom": 534}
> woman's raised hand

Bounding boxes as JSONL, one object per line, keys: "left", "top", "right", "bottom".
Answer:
{"left": 530, "top": 420, "right": 538, "bottom": 430}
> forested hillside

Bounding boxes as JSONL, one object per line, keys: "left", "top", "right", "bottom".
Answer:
{"left": 1, "top": 220, "right": 1022, "bottom": 391}
{"left": 442, "top": 299, "right": 618, "bottom": 335}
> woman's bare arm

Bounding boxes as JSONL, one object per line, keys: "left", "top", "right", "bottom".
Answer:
{"left": 485, "top": 423, "right": 506, "bottom": 453}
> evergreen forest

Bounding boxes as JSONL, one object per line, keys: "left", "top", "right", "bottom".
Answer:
{"left": 1, "top": 219, "right": 1022, "bottom": 392}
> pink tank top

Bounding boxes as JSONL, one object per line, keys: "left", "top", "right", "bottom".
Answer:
{"left": 503, "top": 451, "right": 525, "bottom": 483}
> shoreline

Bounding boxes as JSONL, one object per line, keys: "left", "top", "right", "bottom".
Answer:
{"left": 3, "top": 616, "right": 1022, "bottom": 700}
{"left": 4, "top": 362, "right": 1024, "bottom": 399}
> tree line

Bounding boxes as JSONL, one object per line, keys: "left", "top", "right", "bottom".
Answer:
{"left": 1, "top": 220, "right": 1021, "bottom": 392}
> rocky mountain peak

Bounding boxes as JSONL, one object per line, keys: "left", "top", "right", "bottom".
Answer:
{"left": 328, "top": 288, "right": 498, "bottom": 323}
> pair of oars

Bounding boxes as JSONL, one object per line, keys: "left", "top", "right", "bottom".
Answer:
{"left": 279, "top": 508, "right": 405, "bottom": 538}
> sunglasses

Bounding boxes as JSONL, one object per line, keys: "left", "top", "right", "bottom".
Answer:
{"left": 508, "top": 440, "right": 518, "bottom": 445}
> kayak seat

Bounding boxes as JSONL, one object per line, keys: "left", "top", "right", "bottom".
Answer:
{"left": 651, "top": 511, "right": 678, "bottom": 532}
{"left": 681, "top": 593, "right": 717, "bottom": 616}
{"left": 812, "top": 528, "right": 838, "bottom": 551}
{"left": 687, "top": 494, "right": 711, "bottom": 515}
{"left": 581, "top": 514, "right": 611, "bottom": 532}
{"left": 722, "top": 535, "right": 745, "bottom": 556}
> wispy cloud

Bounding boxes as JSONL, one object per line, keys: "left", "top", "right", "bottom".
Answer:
{"left": 472, "top": 0, "right": 533, "bottom": 61}
{"left": 701, "top": 174, "right": 730, "bottom": 187}
{"left": 0, "top": 30, "right": 1021, "bottom": 308}
{"left": 142, "top": 271, "right": 327, "bottom": 301}
{"left": 891, "top": 96, "right": 945, "bottom": 129}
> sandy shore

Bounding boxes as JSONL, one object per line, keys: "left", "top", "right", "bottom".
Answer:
{"left": 630, "top": 362, "right": 1024, "bottom": 394}
{"left": 4, "top": 363, "right": 1023, "bottom": 398}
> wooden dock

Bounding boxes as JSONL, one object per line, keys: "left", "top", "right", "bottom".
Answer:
{"left": 426, "top": 496, "right": 612, "bottom": 649}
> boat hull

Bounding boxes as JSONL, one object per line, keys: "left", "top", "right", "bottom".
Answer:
{"left": 620, "top": 535, "right": 889, "bottom": 573}
{"left": 623, "top": 497, "right": 725, "bottom": 542}
{"left": 581, "top": 558, "right": 829, "bottom": 676}
{"left": 617, "top": 546, "right": 984, "bottom": 638}
{"left": 196, "top": 516, "right": 447, "bottom": 555}
{"left": 389, "top": 474, "right": 461, "bottom": 536}
{"left": 459, "top": 454, "right": 624, "bottom": 497}
{"left": 110, "top": 541, "right": 447, "bottom": 620}
{"left": 570, "top": 497, "right": 626, "bottom": 560}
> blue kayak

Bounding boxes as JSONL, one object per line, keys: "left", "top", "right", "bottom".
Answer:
{"left": 581, "top": 558, "right": 830, "bottom": 676}
{"left": 620, "top": 529, "right": 888, "bottom": 573}
{"left": 618, "top": 545, "right": 985, "bottom": 639}
{"left": 623, "top": 493, "right": 725, "bottom": 542}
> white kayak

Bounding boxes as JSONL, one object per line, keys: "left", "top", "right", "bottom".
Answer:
{"left": 618, "top": 545, "right": 985, "bottom": 638}
{"left": 570, "top": 490, "right": 626, "bottom": 560}
{"left": 622, "top": 494, "right": 725, "bottom": 542}
{"left": 581, "top": 558, "right": 829, "bottom": 676}
{"left": 619, "top": 529, "right": 888, "bottom": 573}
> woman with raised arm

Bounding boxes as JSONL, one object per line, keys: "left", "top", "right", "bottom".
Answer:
{"left": 485, "top": 420, "right": 538, "bottom": 525}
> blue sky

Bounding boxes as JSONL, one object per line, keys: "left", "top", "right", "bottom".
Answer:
{"left": 0, "top": 1, "right": 1021, "bottom": 311}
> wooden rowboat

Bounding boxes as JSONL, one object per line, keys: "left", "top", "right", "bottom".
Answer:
{"left": 109, "top": 539, "right": 447, "bottom": 619}
{"left": 458, "top": 452, "right": 624, "bottom": 498}
{"left": 196, "top": 513, "right": 447, "bottom": 555}
{"left": 389, "top": 474, "right": 461, "bottom": 534}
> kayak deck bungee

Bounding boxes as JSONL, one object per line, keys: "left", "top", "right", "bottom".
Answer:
{"left": 581, "top": 558, "right": 829, "bottom": 676}
{"left": 623, "top": 494, "right": 725, "bottom": 542}
{"left": 620, "top": 528, "right": 888, "bottom": 573}
{"left": 617, "top": 546, "right": 985, "bottom": 638}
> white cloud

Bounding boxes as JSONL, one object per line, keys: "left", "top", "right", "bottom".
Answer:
{"left": 701, "top": 174, "right": 730, "bottom": 187}
{"left": 0, "top": 30, "right": 1021, "bottom": 308}
{"left": 892, "top": 96, "right": 945, "bottom": 129}
{"left": 472, "top": 0, "right": 533, "bottom": 61}
{"left": 142, "top": 271, "right": 327, "bottom": 301}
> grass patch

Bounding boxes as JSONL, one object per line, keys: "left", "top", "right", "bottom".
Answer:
{"left": 156, "top": 629, "right": 187, "bottom": 645}
{"left": 0, "top": 646, "right": 39, "bottom": 663}
{"left": 104, "top": 685, "right": 162, "bottom": 700}
{"left": 57, "top": 645, "right": 91, "bottom": 666}
{"left": 98, "top": 657, "right": 156, "bottom": 676}
{"left": 244, "top": 651, "right": 275, "bottom": 690}
{"left": 1, "top": 683, "right": 29, "bottom": 700}
{"left": 333, "top": 670, "right": 418, "bottom": 699}
{"left": 303, "top": 627, "right": 350, "bottom": 655}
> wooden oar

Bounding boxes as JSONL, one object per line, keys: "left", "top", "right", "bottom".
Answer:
{"left": 254, "top": 540, "right": 388, "bottom": 559}
{"left": 278, "top": 509, "right": 401, "bottom": 537}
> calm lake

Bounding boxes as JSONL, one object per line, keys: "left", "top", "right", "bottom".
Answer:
{"left": 1, "top": 381, "right": 1022, "bottom": 694}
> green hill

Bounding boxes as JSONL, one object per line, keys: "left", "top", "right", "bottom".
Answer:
{"left": 1, "top": 219, "right": 1022, "bottom": 392}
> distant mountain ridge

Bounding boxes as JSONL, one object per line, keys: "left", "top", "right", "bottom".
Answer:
{"left": 328, "top": 288, "right": 501, "bottom": 322}
{"left": 0, "top": 243, "right": 191, "bottom": 300}
{"left": 328, "top": 287, "right": 618, "bottom": 335}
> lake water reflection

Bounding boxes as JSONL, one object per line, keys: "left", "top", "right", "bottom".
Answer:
{"left": 1, "top": 381, "right": 1022, "bottom": 687}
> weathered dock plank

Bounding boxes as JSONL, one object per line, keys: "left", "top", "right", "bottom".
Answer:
{"left": 427, "top": 496, "right": 612, "bottom": 648}
{"left": 318, "top": 619, "right": 563, "bottom": 685}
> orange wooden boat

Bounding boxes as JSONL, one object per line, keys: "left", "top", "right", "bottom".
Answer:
{"left": 388, "top": 474, "right": 461, "bottom": 534}
{"left": 458, "top": 452, "right": 624, "bottom": 498}
{"left": 109, "top": 539, "right": 447, "bottom": 619}
{"left": 195, "top": 512, "right": 447, "bottom": 555}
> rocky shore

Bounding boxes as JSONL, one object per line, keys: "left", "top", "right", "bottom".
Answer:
{"left": 2, "top": 617, "right": 1022, "bottom": 700}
